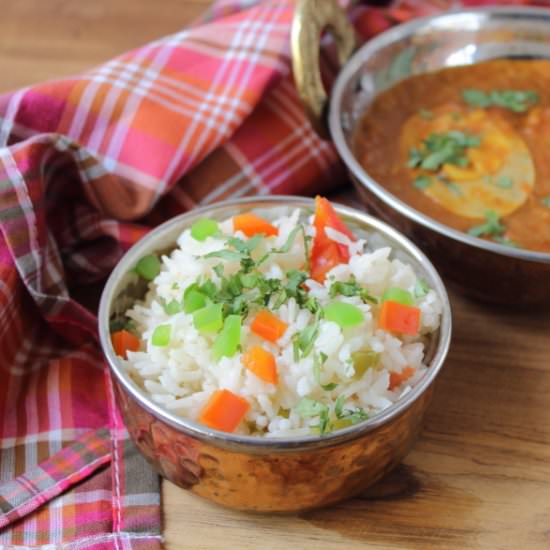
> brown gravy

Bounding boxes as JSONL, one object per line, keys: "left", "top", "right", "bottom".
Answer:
{"left": 354, "top": 60, "right": 550, "bottom": 252}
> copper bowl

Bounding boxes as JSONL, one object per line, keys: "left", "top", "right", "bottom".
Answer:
{"left": 98, "top": 196, "right": 452, "bottom": 512}
{"left": 292, "top": 2, "right": 550, "bottom": 306}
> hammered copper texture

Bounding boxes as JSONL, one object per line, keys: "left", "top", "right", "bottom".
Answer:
{"left": 115, "top": 378, "right": 434, "bottom": 512}
{"left": 353, "top": 180, "right": 550, "bottom": 307}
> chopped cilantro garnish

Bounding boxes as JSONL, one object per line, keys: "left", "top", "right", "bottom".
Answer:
{"left": 262, "top": 225, "right": 300, "bottom": 257}
{"left": 203, "top": 234, "right": 263, "bottom": 266}
{"left": 109, "top": 317, "right": 136, "bottom": 333}
{"left": 414, "top": 278, "right": 430, "bottom": 298}
{"left": 334, "top": 395, "right": 346, "bottom": 419}
{"left": 462, "top": 88, "right": 539, "bottom": 113}
{"left": 313, "top": 354, "right": 338, "bottom": 391}
{"left": 334, "top": 396, "right": 368, "bottom": 423}
{"left": 542, "top": 197, "right": 550, "bottom": 208}
{"left": 163, "top": 299, "right": 182, "bottom": 315}
{"left": 446, "top": 182, "right": 463, "bottom": 196}
{"left": 135, "top": 254, "right": 161, "bottom": 281}
{"left": 298, "top": 393, "right": 369, "bottom": 435}
{"left": 203, "top": 249, "right": 244, "bottom": 262}
{"left": 213, "top": 263, "right": 224, "bottom": 278}
{"left": 493, "top": 235, "right": 519, "bottom": 248}
{"left": 408, "top": 131, "right": 480, "bottom": 172}
{"left": 329, "top": 276, "right": 377, "bottom": 304}
{"left": 188, "top": 224, "right": 319, "bottom": 323}
{"left": 468, "top": 210, "right": 505, "bottom": 238}
{"left": 419, "top": 109, "right": 433, "bottom": 120}
{"left": 292, "top": 317, "right": 320, "bottom": 361}
{"left": 496, "top": 175, "right": 513, "bottom": 189}
{"left": 414, "top": 175, "right": 432, "bottom": 190}
{"left": 297, "top": 398, "right": 330, "bottom": 435}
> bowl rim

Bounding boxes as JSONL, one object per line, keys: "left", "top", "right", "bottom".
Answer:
{"left": 98, "top": 195, "right": 452, "bottom": 452}
{"left": 329, "top": 5, "right": 550, "bottom": 265}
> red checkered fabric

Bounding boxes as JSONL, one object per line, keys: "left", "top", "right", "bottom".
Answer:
{"left": 0, "top": 0, "right": 541, "bottom": 548}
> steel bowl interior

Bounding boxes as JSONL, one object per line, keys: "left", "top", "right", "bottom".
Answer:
{"left": 329, "top": 6, "right": 550, "bottom": 266}
{"left": 98, "top": 196, "right": 452, "bottom": 453}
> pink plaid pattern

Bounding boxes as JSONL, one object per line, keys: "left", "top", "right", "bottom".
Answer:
{"left": 0, "top": 0, "right": 541, "bottom": 548}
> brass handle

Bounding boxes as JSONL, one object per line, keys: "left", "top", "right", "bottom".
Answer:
{"left": 291, "top": 0, "right": 356, "bottom": 138}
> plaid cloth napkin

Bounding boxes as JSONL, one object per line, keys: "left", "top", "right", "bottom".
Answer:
{"left": 0, "top": 0, "right": 540, "bottom": 548}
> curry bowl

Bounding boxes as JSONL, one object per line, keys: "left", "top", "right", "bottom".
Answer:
{"left": 98, "top": 196, "right": 451, "bottom": 512}
{"left": 292, "top": 3, "right": 550, "bottom": 305}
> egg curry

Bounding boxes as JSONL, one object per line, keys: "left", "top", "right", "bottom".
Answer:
{"left": 354, "top": 60, "right": 550, "bottom": 252}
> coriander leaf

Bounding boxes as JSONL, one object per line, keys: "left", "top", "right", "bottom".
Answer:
{"left": 414, "top": 175, "right": 432, "bottom": 190}
{"left": 293, "top": 339, "right": 301, "bottom": 362}
{"left": 414, "top": 278, "right": 430, "bottom": 298}
{"left": 496, "top": 175, "right": 513, "bottom": 189}
{"left": 296, "top": 398, "right": 327, "bottom": 418}
{"left": 335, "top": 395, "right": 346, "bottom": 418}
{"left": 271, "top": 289, "right": 288, "bottom": 309}
{"left": 240, "top": 272, "right": 259, "bottom": 288}
{"left": 109, "top": 317, "right": 136, "bottom": 333}
{"left": 257, "top": 225, "right": 304, "bottom": 266}
{"left": 226, "top": 234, "right": 263, "bottom": 254}
{"left": 409, "top": 131, "right": 479, "bottom": 173}
{"left": 419, "top": 108, "right": 433, "bottom": 120}
{"left": 407, "top": 147, "right": 422, "bottom": 168}
{"left": 329, "top": 277, "right": 377, "bottom": 304}
{"left": 293, "top": 321, "right": 319, "bottom": 359}
{"left": 446, "top": 182, "right": 463, "bottom": 196}
{"left": 340, "top": 408, "right": 369, "bottom": 424}
{"left": 303, "top": 233, "right": 312, "bottom": 271}
{"left": 272, "top": 226, "right": 301, "bottom": 254}
{"left": 462, "top": 88, "right": 492, "bottom": 108}
{"left": 199, "top": 279, "right": 218, "bottom": 299}
{"left": 164, "top": 299, "right": 182, "bottom": 315}
{"left": 468, "top": 210, "right": 505, "bottom": 238}
{"left": 462, "top": 88, "right": 539, "bottom": 112}
{"left": 318, "top": 408, "right": 330, "bottom": 434}
{"left": 213, "top": 264, "right": 224, "bottom": 278}
{"left": 542, "top": 197, "right": 550, "bottom": 208}
{"left": 493, "top": 235, "right": 519, "bottom": 248}
{"left": 203, "top": 249, "right": 244, "bottom": 262}
{"left": 285, "top": 269, "right": 308, "bottom": 295}
{"left": 313, "top": 354, "right": 338, "bottom": 391}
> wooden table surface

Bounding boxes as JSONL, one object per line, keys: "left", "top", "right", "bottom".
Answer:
{"left": 3, "top": 1, "right": 550, "bottom": 549}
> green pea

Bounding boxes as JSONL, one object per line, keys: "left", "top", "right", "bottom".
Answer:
{"left": 323, "top": 302, "right": 364, "bottom": 328}
{"left": 163, "top": 300, "right": 182, "bottom": 315}
{"left": 191, "top": 218, "right": 219, "bottom": 241}
{"left": 382, "top": 287, "right": 414, "bottom": 306}
{"left": 135, "top": 254, "right": 161, "bottom": 281}
{"left": 183, "top": 284, "right": 207, "bottom": 314}
{"left": 351, "top": 349, "right": 380, "bottom": 380}
{"left": 193, "top": 303, "right": 223, "bottom": 334}
{"left": 152, "top": 324, "right": 171, "bottom": 347}
{"left": 212, "top": 315, "right": 241, "bottom": 360}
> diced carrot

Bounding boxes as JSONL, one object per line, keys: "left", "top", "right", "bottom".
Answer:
{"left": 250, "top": 310, "right": 288, "bottom": 343}
{"left": 199, "top": 389, "right": 250, "bottom": 432}
{"left": 310, "top": 196, "right": 356, "bottom": 282}
{"left": 379, "top": 300, "right": 421, "bottom": 335}
{"left": 111, "top": 330, "right": 141, "bottom": 359}
{"left": 233, "top": 213, "right": 278, "bottom": 237}
{"left": 242, "top": 345, "right": 278, "bottom": 384}
{"left": 389, "top": 366, "right": 416, "bottom": 391}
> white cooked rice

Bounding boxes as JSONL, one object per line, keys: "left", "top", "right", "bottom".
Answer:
{"left": 122, "top": 207, "right": 443, "bottom": 437}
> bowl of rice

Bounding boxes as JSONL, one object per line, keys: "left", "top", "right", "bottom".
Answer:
{"left": 98, "top": 195, "right": 451, "bottom": 512}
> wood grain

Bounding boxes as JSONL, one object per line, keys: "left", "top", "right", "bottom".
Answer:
{"left": 2, "top": 1, "right": 550, "bottom": 548}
